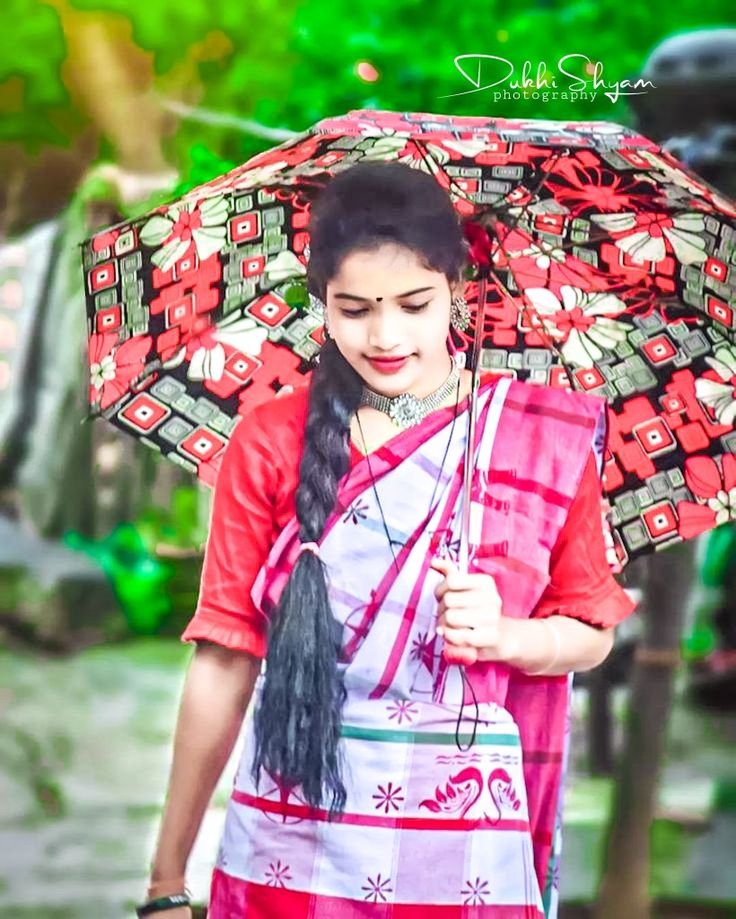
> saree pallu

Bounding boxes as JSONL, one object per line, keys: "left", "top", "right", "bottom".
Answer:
{"left": 207, "top": 376, "right": 607, "bottom": 918}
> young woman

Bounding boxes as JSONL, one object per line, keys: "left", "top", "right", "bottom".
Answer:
{"left": 139, "top": 162, "right": 635, "bottom": 918}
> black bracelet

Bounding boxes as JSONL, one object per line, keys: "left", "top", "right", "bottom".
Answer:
{"left": 135, "top": 893, "right": 191, "bottom": 916}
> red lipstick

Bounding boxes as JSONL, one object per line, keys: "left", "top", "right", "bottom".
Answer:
{"left": 366, "top": 356, "right": 411, "bottom": 374}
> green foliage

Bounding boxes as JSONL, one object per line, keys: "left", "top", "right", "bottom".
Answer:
{"left": 3, "top": 0, "right": 735, "bottom": 167}
{"left": 0, "top": 0, "right": 78, "bottom": 149}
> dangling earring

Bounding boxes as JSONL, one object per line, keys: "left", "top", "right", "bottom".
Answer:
{"left": 450, "top": 295, "right": 470, "bottom": 332}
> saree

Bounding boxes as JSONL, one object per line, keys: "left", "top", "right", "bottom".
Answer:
{"left": 206, "top": 375, "right": 607, "bottom": 918}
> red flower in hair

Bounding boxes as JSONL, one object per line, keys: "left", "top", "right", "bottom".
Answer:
{"left": 463, "top": 220, "right": 492, "bottom": 273}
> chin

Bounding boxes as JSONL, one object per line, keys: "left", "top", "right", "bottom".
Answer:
{"left": 362, "top": 362, "right": 418, "bottom": 394}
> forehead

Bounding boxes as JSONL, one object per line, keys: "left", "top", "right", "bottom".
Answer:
{"left": 330, "top": 244, "right": 439, "bottom": 287}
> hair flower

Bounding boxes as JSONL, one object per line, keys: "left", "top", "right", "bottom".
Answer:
{"left": 462, "top": 220, "right": 493, "bottom": 275}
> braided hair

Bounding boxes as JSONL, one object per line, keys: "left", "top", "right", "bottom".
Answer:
{"left": 252, "top": 161, "right": 467, "bottom": 816}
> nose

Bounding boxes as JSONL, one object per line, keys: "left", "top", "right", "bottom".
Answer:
{"left": 367, "top": 310, "right": 403, "bottom": 352}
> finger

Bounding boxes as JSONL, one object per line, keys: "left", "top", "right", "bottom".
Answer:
{"left": 439, "top": 588, "right": 497, "bottom": 611}
{"left": 443, "top": 644, "right": 479, "bottom": 666}
{"left": 430, "top": 557, "right": 471, "bottom": 590}
{"left": 432, "top": 566, "right": 478, "bottom": 601}
{"left": 438, "top": 625, "right": 481, "bottom": 647}
{"left": 440, "top": 606, "right": 476, "bottom": 629}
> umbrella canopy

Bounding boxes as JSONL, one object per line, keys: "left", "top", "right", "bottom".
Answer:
{"left": 81, "top": 108, "right": 736, "bottom": 565}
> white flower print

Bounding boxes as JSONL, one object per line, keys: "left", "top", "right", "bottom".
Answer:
{"left": 591, "top": 211, "right": 707, "bottom": 266}
{"left": 187, "top": 316, "right": 268, "bottom": 382}
{"left": 695, "top": 344, "right": 736, "bottom": 427}
{"left": 507, "top": 239, "right": 567, "bottom": 271}
{"left": 263, "top": 250, "right": 306, "bottom": 285}
{"left": 524, "top": 284, "right": 630, "bottom": 367}
{"left": 140, "top": 196, "right": 230, "bottom": 272}
{"left": 89, "top": 353, "right": 117, "bottom": 390}
{"left": 707, "top": 487, "right": 736, "bottom": 526}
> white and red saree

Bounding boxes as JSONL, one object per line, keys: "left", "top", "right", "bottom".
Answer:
{"left": 207, "top": 376, "right": 609, "bottom": 918}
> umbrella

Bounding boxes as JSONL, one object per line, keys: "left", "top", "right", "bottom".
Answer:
{"left": 81, "top": 108, "right": 736, "bottom": 566}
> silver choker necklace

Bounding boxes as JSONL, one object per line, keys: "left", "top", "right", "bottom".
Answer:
{"left": 360, "top": 358, "right": 460, "bottom": 429}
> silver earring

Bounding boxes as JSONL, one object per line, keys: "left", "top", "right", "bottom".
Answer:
{"left": 450, "top": 295, "right": 470, "bottom": 332}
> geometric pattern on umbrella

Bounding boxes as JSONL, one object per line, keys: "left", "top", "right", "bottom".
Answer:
{"left": 82, "top": 108, "right": 736, "bottom": 566}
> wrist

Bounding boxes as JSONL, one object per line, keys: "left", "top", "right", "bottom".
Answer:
{"left": 147, "top": 876, "right": 189, "bottom": 899}
{"left": 524, "top": 618, "right": 563, "bottom": 676}
{"left": 489, "top": 617, "right": 564, "bottom": 675}
{"left": 478, "top": 616, "right": 522, "bottom": 665}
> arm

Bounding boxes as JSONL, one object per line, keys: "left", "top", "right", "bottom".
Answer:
{"left": 147, "top": 642, "right": 261, "bottom": 895}
{"left": 493, "top": 615, "right": 615, "bottom": 675}
{"left": 433, "top": 451, "right": 635, "bottom": 674}
{"left": 146, "top": 401, "right": 291, "bottom": 899}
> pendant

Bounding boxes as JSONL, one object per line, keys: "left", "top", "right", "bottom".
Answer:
{"left": 388, "top": 393, "right": 426, "bottom": 428}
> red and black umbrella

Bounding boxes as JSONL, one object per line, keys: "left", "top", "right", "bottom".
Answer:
{"left": 81, "top": 108, "right": 736, "bottom": 565}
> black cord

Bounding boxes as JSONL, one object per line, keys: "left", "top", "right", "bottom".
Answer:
{"left": 454, "top": 665, "right": 480, "bottom": 752}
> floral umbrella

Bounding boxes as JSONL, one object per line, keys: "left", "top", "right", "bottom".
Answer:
{"left": 81, "top": 108, "right": 736, "bottom": 566}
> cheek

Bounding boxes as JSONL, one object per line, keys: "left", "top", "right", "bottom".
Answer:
{"left": 416, "top": 310, "right": 451, "bottom": 346}
{"left": 331, "top": 321, "right": 364, "bottom": 353}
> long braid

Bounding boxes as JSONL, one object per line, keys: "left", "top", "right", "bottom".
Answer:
{"left": 252, "top": 159, "right": 467, "bottom": 817}
{"left": 251, "top": 339, "right": 363, "bottom": 815}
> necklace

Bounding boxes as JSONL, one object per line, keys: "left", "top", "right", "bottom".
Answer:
{"left": 360, "top": 357, "right": 460, "bottom": 430}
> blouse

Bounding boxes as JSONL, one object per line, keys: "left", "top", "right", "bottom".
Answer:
{"left": 181, "top": 381, "right": 636, "bottom": 659}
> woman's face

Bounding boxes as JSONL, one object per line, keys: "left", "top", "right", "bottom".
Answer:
{"left": 324, "top": 244, "right": 461, "bottom": 397}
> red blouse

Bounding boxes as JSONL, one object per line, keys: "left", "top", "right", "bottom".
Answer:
{"left": 181, "top": 381, "right": 636, "bottom": 659}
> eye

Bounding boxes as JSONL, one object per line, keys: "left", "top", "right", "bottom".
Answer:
{"left": 402, "top": 301, "right": 430, "bottom": 312}
{"left": 340, "top": 308, "right": 369, "bottom": 317}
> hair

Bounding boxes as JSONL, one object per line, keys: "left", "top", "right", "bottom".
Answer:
{"left": 252, "top": 161, "right": 468, "bottom": 816}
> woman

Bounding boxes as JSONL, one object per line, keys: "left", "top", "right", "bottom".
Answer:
{"left": 138, "top": 162, "right": 635, "bottom": 918}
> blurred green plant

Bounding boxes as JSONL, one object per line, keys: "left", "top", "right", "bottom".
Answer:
{"left": 63, "top": 523, "right": 174, "bottom": 634}
{"left": 682, "top": 524, "right": 736, "bottom": 660}
{"left": 60, "top": 483, "right": 208, "bottom": 635}
{"left": 3, "top": 0, "right": 734, "bottom": 171}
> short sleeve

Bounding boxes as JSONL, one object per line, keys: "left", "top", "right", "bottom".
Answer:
{"left": 532, "top": 451, "right": 637, "bottom": 628}
{"left": 180, "top": 411, "right": 277, "bottom": 659}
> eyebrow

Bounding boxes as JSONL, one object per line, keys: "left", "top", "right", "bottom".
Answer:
{"left": 333, "top": 286, "right": 435, "bottom": 303}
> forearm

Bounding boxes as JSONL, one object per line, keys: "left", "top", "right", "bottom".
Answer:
{"left": 491, "top": 614, "right": 614, "bottom": 675}
{"left": 149, "top": 642, "right": 261, "bottom": 887}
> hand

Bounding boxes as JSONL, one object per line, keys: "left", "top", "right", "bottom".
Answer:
{"left": 430, "top": 556, "right": 506, "bottom": 666}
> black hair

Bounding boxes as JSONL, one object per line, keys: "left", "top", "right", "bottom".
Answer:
{"left": 251, "top": 161, "right": 467, "bottom": 816}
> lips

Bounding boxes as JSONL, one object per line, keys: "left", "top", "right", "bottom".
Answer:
{"left": 366, "top": 355, "right": 412, "bottom": 374}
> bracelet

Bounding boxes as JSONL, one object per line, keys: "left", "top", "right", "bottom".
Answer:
{"left": 147, "top": 877, "right": 189, "bottom": 899}
{"left": 526, "top": 619, "right": 562, "bottom": 676}
{"left": 135, "top": 893, "right": 191, "bottom": 917}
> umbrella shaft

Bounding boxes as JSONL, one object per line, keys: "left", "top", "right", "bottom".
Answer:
{"left": 459, "top": 278, "right": 487, "bottom": 574}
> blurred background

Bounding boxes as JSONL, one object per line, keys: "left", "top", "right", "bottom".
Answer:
{"left": 1, "top": 1, "right": 736, "bottom": 917}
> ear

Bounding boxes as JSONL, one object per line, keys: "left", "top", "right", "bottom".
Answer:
{"left": 450, "top": 276, "right": 465, "bottom": 299}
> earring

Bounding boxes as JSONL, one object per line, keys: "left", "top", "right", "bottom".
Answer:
{"left": 450, "top": 295, "right": 470, "bottom": 332}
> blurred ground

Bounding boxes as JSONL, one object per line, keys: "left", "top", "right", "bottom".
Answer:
{"left": 1, "top": 641, "right": 735, "bottom": 918}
